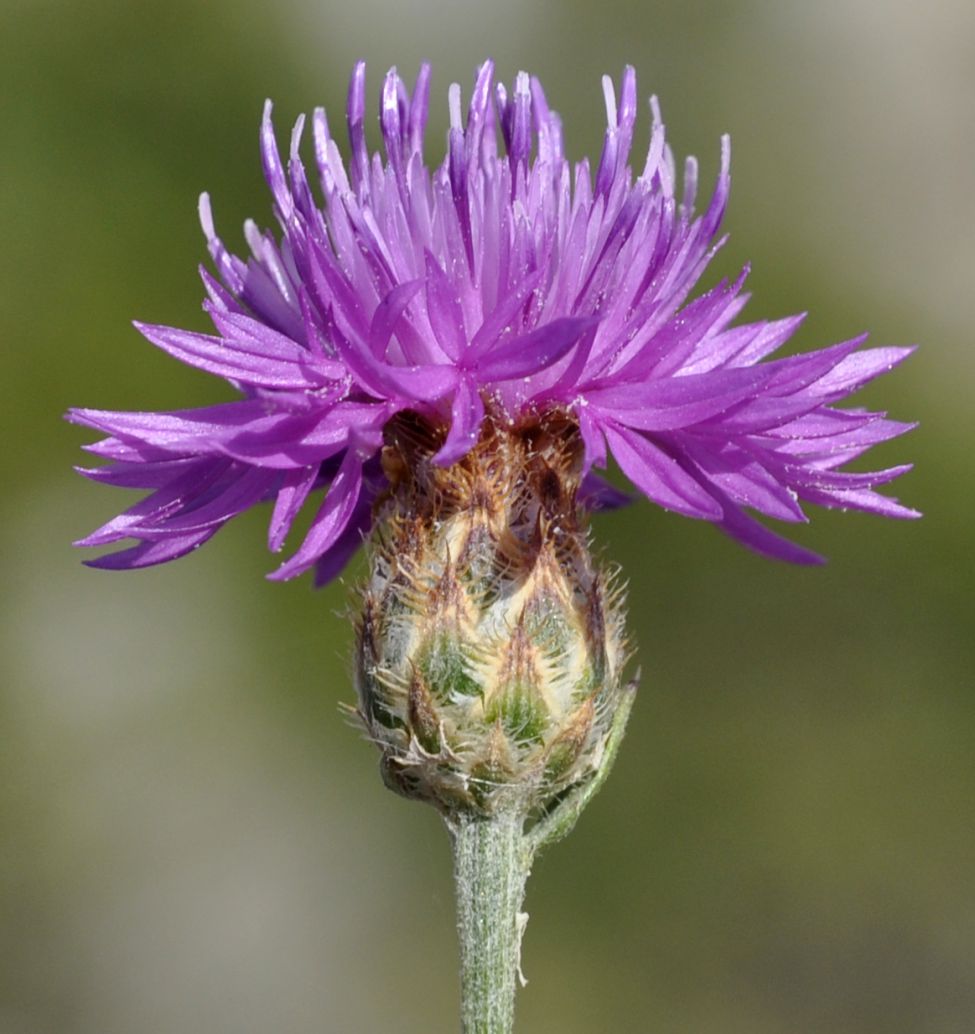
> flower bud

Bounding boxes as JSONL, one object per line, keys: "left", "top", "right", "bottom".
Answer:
{"left": 354, "top": 410, "right": 630, "bottom": 820}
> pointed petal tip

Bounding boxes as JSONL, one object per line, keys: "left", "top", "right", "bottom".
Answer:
{"left": 266, "top": 554, "right": 314, "bottom": 582}
{"left": 81, "top": 557, "right": 114, "bottom": 571}
{"left": 757, "top": 536, "right": 827, "bottom": 566}
{"left": 71, "top": 463, "right": 110, "bottom": 482}
{"left": 474, "top": 58, "right": 495, "bottom": 86}
{"left": 65, "top": 406, "right": 102, "bottom": 427}
{"left": 430, "top": 441, "right": 475, "bottom": 467}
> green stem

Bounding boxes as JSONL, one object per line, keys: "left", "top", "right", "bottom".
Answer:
{"left": 448, "top": 680, "right": 638, "bottom": 1031}
{"left": 451, "top": 810, "right": 532, "bottom": 1034}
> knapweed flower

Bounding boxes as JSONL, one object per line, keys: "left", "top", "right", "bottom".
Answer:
{"left": 70, "top": 62, "right": 916, "bottom": 816}
{"left": 69, "top": 60, "right": 916, "bottom": 584}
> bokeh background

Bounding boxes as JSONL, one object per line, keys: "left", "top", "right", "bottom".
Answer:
{"left": 3, "top": 1, "right": 973, "bottom": 1031}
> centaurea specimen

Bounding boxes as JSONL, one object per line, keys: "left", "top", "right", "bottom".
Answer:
{"left": 69, "top": 60, "right": 917, "bottom": 1033}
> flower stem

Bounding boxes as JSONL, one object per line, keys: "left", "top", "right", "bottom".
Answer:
{"left": 448, "top": 683, "right": 637, "bottom": 1031}
{"left": 451, "top": 810, "right": 532, "bottom": 1034}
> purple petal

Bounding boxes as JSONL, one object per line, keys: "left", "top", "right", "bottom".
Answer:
{"left": 603, "top": 423, "right": 723, "bottom": 520}
{"left": 466, "top": 267, "right": 544, "bottom": 361}
{"left": 424, "top": 250, "right": 467, "bottom": 361}
{"left": 369, "top": 279, "right": 424, "bottom": 359}
{"left": 783, "top": 463, "right": 914, "bottom": 492}
{"left": 143, "top": 466, "right": 276, "bottom": 534}
{"left": 577, "top": 406, "right": 608, "bottom": 473}
{"left": 380, "top": 68, "right": 405, "bottom": 178}
{"left": 579, "top": 473, "right": 632, "bottom": 511}
{"left": 432, "top": 376, "right": 485, "bottom": 466}
{"left": 408, "top": 63, "right": 431, "bottom": 157}
{"left": 774, "top": 418, "right": 919, "bottom": 462}
{"left": 84, "top": 529, "right": 218, "bottom": 571}
{"left": 697, "top": 393, "right": 830, "bottom": 436}
{"left": 811, "top": 346, "right": 916, "bottom": 396}
{"left": 765, "top": 408, "right": 879, "bottom": 441}
{"left": 727, "top": 314, "right": 806, "bottom": 369}
{"left": 260, "top": 101, "right": 291, "bottom": 221}
{"left": 695, "top": 475, "right": 825, "bottom": 564}
{"left": 268, "top": 450, "right": 364, "bottom": 581}
{"left": 68, "top": 401, "right": 270, "bottom": 452}
{"left": 715, "top": 503, "right": 825, "bottom": 564}
{"left": 542, "top": 321, "right": 599, "bottom": 397}
{"left": 346, "top": 61, "right": 369, "bottom": 187}
{"left": 198, "top": 265, "right": 244, "bottom": 315}
{"left": 215, "top": 401, "right": 389, "bottom": 469}
{"left": 75, "top": 457, "right": 208, "bottom": 489}
{"left": 268, "top": 465, "right": 320, "bottom": 552}
{"left": 327, "top": 307, "right": 459, "bottom": 402}
{"left": 312, "top": 493, "right": 374, "bottom": 587}
{"left": 198, "top": 193, "right": 245, "bottom": 295}
{"left": 586, "top": 366, "right": 772, "bottom": 431}
{"left": 681, "top": 442, "right": 807, "bottom": 523}
{"left": 797, "top": 485, "right": 921, "bottom": 520}
{"left": 135, "top": 319, "right": 326, "bottom": 390}
{"left": 477, "top": 317, "right": 598, "bottom": 382}
{"left": 75, "top": 460, "right": 232, "bottom": 546}
{"left": 754, "top": 337, "right": 864, "bottom": 395}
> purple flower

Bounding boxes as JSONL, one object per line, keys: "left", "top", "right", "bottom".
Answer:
{"left": 69, "top": 61, "right": 917, "bottom": 584}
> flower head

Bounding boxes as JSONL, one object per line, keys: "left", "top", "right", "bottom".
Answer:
{"left": 69, "top": 61, "right": 917, "bottom": 584}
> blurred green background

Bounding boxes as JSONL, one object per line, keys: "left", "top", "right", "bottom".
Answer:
{"left": 2, "top": 1, "right": 972, "bottom": 1031}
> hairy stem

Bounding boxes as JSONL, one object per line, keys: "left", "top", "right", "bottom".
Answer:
{"left": 452, "top": 810, "right": 532, "bottom": 1034}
